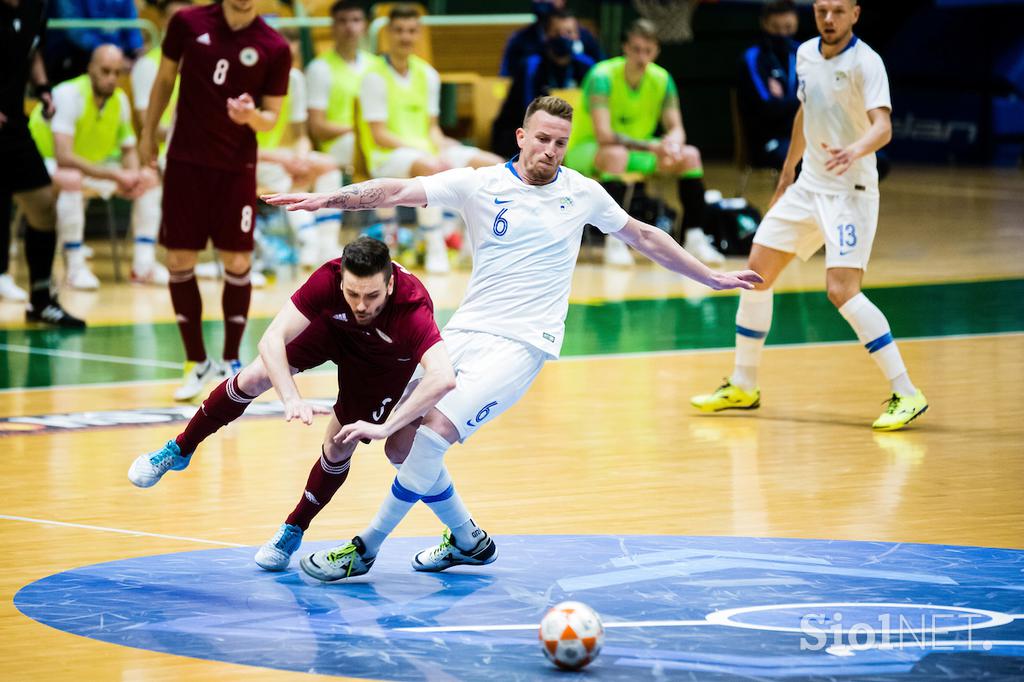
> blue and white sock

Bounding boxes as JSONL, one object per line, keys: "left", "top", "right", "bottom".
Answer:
{"left": 358, "top": 425, "right": 451, "bottom": 556}
{"left": 731, "top": 288, "right": 773, "bottom": 391}
{"left": 422, "top": 466, "right": 477, "bottom": 548}
{"left": 838, "top": 293, "right": 916, "bottom": 395}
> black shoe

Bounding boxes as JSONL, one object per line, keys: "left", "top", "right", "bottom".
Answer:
{"left": 26, "top": 300, "right": 87, "bottom": 329}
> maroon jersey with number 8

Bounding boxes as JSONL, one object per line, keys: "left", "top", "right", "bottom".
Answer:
{"left": 162, "top": 4, "right": 290, "bottom": 174}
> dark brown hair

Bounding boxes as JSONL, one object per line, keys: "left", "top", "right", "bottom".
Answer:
{"left": 342, "top": 236, "right": 392, "bottom": 282}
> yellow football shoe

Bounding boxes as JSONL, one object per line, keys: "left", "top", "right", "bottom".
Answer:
{"left": 872, "top": 389, "right": 929, "bottom": 431}
{"left": 690, "top": 380, "right": 761, "bottom": 412}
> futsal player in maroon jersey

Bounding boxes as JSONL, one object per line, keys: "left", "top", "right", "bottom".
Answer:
{"left": 139, "top": 0, "right": 291, "bottom": 401}
{"left": 128, "top": 237, "right": 456, "bottom": 571}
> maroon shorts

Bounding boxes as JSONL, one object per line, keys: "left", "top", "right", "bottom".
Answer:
{"left": 160, "top": 159, "right": 256, "bottom": 252}
{"left": 285, "top": 317, "right": 415, "bottom": 429}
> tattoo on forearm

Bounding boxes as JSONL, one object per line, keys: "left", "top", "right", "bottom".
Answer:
{"left": 327, "top": 182, "right": 387, "bottom": 210}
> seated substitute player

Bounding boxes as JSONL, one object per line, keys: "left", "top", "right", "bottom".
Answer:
{"left": 490, "top": 9, "right": 595, "bottom": 161}
{"left": 305, "top": 0, "right": 372, "bottom": 172}
{"left": 302, "top": 1, "right": 374, "bottom": 262}
{"left": 359, "top": 4, "right": 504, "bottom": 273}
{"left": 29, "top": 44, "right": 165, "bottom": 290}
{"left": 256, "top": 33, "right": 344, "bottom": 268}
{"left": 691, "top": 0, "right": 927, "bottom": 430}
{"left": 265, "top": 95, "right": 761, "bottom": 581}
{"left": 565, "top": 19, "right": 724, "bottom": 267}
{"left": 127, "top": 236, "right": 455, "bottom": 572}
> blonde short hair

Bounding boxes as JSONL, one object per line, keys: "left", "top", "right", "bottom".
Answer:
{"left": 523, "top": 95, "right": 574, "bottom": 127}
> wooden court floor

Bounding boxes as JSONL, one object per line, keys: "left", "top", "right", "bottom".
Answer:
{"left": 1, "top": 164, "right": 1022, "bottom": 680}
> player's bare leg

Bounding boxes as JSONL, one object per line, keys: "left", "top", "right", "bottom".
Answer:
{"left": 218, "top": 249, "right": 253, "bottom": 376}
{"left": 691, "top": 244, "right": 793, "bottom": 411}
{"left": 827, "top": 267, "right": 927, "bottom": 429}
{"left": 257, "top": 412, "right": 358, "bottom": 571}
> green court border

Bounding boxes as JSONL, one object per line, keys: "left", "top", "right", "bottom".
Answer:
{"left": 2, "top": 278, "right": 1022, "bottom": 390}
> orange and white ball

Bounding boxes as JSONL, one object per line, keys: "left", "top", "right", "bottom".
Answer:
{"left": 538, "top": 601, "right": 605, "bottom": 670}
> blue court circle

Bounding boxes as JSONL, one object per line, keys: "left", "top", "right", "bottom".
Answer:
{"left": 15, "top": 535, "right": 1024, "bottom": 680}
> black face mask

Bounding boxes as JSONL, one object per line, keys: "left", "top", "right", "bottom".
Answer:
{"left": 765, "top": 34, "right": 793, "bottom": 56}
{"left": 546, "top": 36, "right": 573, "bottom": 59}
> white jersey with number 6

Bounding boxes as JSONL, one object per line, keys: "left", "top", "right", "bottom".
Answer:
{"left": 418, "top": 161, "right": 629, "bottom": 358}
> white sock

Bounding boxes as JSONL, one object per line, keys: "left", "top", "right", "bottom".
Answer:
{"left": 422, "top": 466, "right": 476, "bottom": 547}
{"left": 416, "top": 205, "right": 442, "bottom": 231}
{"left": 315, "top": 170, "right": 343, "bottom": 256}
{"left": 133, "top": 238, "right": 157, "bottom": 272}
{"left": 64, "top": 243, "right": 87, "bottom": 271}
{"left": 56, "top": 191, "right": 85, "bottom": 250}
{"left": 731, "top": 288, "right": 773, "bottom": 391}
{"left": 837, "top": 293, "right": 916, "bottom": 395}
{"left": 375, "top": 207, "right": 399, "bottom": 250}
{"left": 684, "top": 227, "right": 706, "bottom": 243}
{"left": 131, "top": 188, "right": 161, "bottom": 228}
{"left": 359, "top": 426, "right": 451, "bottom": 557}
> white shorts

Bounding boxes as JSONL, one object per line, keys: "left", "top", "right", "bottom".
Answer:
{"left": 255, "top": 161, "right": 292, "bottom": 194}
{"left": 325, "top": 132, "right": 355, "bottom": 169}
{"left": 370, "top": 143, "right": 482, "bottom": 179}
{"left": 45, "top": 158, "right": 118, "bottom": 199}
{"left": 752, "top": 184, "right": 879, "bottom": 270}
{"left": 404, "top": 329, "right": 547, "bottom": 443}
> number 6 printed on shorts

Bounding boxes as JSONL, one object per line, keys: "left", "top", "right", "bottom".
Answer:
{"left": 466, "top": 400, "right": 498, "bottom": 429}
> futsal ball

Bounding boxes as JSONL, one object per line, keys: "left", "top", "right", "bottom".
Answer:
{"left": 538, "top": 601, "right": 605, "bottom": 670}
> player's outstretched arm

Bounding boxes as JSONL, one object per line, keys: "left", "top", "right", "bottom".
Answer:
{"left": 262, "top": 177, "right": 428, "bottom": 212}
{"left": 615, "top": 217, "right": 763, "bottom": 291}
{"left": 334, "top": 342, "right": 456, "bottom": 445}
{"left": 258, "top": 301, "right": 331, "bottom": 425}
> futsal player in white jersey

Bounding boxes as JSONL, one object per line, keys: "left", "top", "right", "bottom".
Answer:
{"left": 691, "top": 0, "right": 928, "bottom": 431}
{"left": 264, "top": 95, "right": 762, "bottom": 579}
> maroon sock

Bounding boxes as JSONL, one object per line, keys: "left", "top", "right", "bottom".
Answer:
{"left": 169, "top": 268, "right": 206, "bottom": 362}
{"left": 175, "top": 375, "right": 255, "bottom": 454}
{"left": 286, "top": 449, "right": 352, "bottom": 530}
{"left": 222, "top": 267, "right": 252, "bottom": 361}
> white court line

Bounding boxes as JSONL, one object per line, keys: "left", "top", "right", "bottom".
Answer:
{"left": 395, "top": 619, "right": 711, "bottom": 633}
{"left": 0, "top": 513, "right": 246, "bottom": 547}
{"left": 0, "top": 343, "right": 182, "bottom": 369}
{"left": 827, "top": 640, "right": 1024, "bottom": 657}
{"left": 1, "top": 330, "right": 1020, "bottom": 395}
{"left": 558, "top": 330, "right": 1024, "bottom": 363}
{"left": 0, "top": 365, "right": 336, "bottom": 395}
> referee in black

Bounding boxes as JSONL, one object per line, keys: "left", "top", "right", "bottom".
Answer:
{"left": 1, "top": 0, "right": 84, "bottom": 327}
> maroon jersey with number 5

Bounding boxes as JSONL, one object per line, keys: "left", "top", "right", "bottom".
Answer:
{"left": 162, "top": 4, "right": 290, "bottom": 173}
